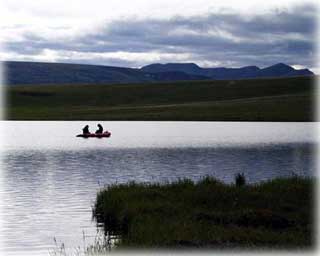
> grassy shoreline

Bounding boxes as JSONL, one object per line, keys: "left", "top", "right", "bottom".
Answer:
{"left": 93, "top": 176, "right": 314, "bottom": 250}
{"left": 6, "top": 76, "right": 315, "bottom": 121}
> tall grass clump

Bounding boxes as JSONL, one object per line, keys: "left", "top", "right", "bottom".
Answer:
{"left": 93, "top": 176, "right": 314, "bottom": 250}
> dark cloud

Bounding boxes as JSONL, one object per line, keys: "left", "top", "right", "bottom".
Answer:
{"left": 5, "top": 3, "right": 318, "bottom": 69}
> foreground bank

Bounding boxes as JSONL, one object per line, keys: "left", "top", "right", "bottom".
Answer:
{"left": 93, "top": 176, "right": 314, "bottom": 250}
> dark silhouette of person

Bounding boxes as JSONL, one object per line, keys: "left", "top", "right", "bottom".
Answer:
{"left": 95, "top": 124, "right": 103, "bottom": 134}
{"left": 82, "top": 125, "right": 90, "bottom": 134}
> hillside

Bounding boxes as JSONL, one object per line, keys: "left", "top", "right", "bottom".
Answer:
{"left": 4, "top": 61, "right": 152, "bottom": 85}
{"left": 6, "top": 76, "right": 315, "bottom": 121}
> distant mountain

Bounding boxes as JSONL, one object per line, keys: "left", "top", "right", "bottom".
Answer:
{"left": 202, "top": 66, "right": 261, "bottom": 79}
{"left": 142, "top": 63, "right": 203, "bottom": 76}
{"left": 144, "top": 71, "right": 209, "bottom": 81}
{"left": 3, "top": 61, "right": 314, "bottom": 85}
{"left": 141, "top": 62, "right": 314, "bottom": 80}
{"left": 257, "top": 63, "right": 313, "bottom": 78}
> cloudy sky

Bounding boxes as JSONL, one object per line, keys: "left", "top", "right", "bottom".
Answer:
{"left": 0, "top": 0, "right": 319, "bottom": 72}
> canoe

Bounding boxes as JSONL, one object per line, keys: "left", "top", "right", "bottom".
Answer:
{"left": 76, "top": 131, "right": 111, "bottom": 138}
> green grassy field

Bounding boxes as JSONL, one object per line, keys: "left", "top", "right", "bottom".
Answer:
{"left": 6, "top": 76, "right": 315, "bottom": 121}
{"left": 93, "top": 176, "right": 314, "bottom": 250}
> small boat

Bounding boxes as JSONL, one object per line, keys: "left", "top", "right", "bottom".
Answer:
{"left": 76, "top": 131, "right": 111, "bottom": 138}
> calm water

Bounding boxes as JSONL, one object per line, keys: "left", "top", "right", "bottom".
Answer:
{"left": 0, "top": 121, "right": 317, "bottom": 255}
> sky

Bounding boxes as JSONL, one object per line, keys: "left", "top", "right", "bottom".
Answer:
{"left": 0, "top": 0, "right": 319, "bottom": 73}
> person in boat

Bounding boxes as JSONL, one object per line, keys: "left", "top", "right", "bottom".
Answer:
{"left": 82, "top": 125, "right": 90, "bottom": 134}
{"left": 95, "top": 124, "right": 103, "bottom": 134}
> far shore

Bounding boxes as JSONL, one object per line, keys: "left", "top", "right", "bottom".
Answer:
{"left": 6, "top": 76, "right": 315, "bottom": 121}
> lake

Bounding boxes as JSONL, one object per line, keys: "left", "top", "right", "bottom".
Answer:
{"left": 0, "top": 121, "right": 317, "bottom": 255}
